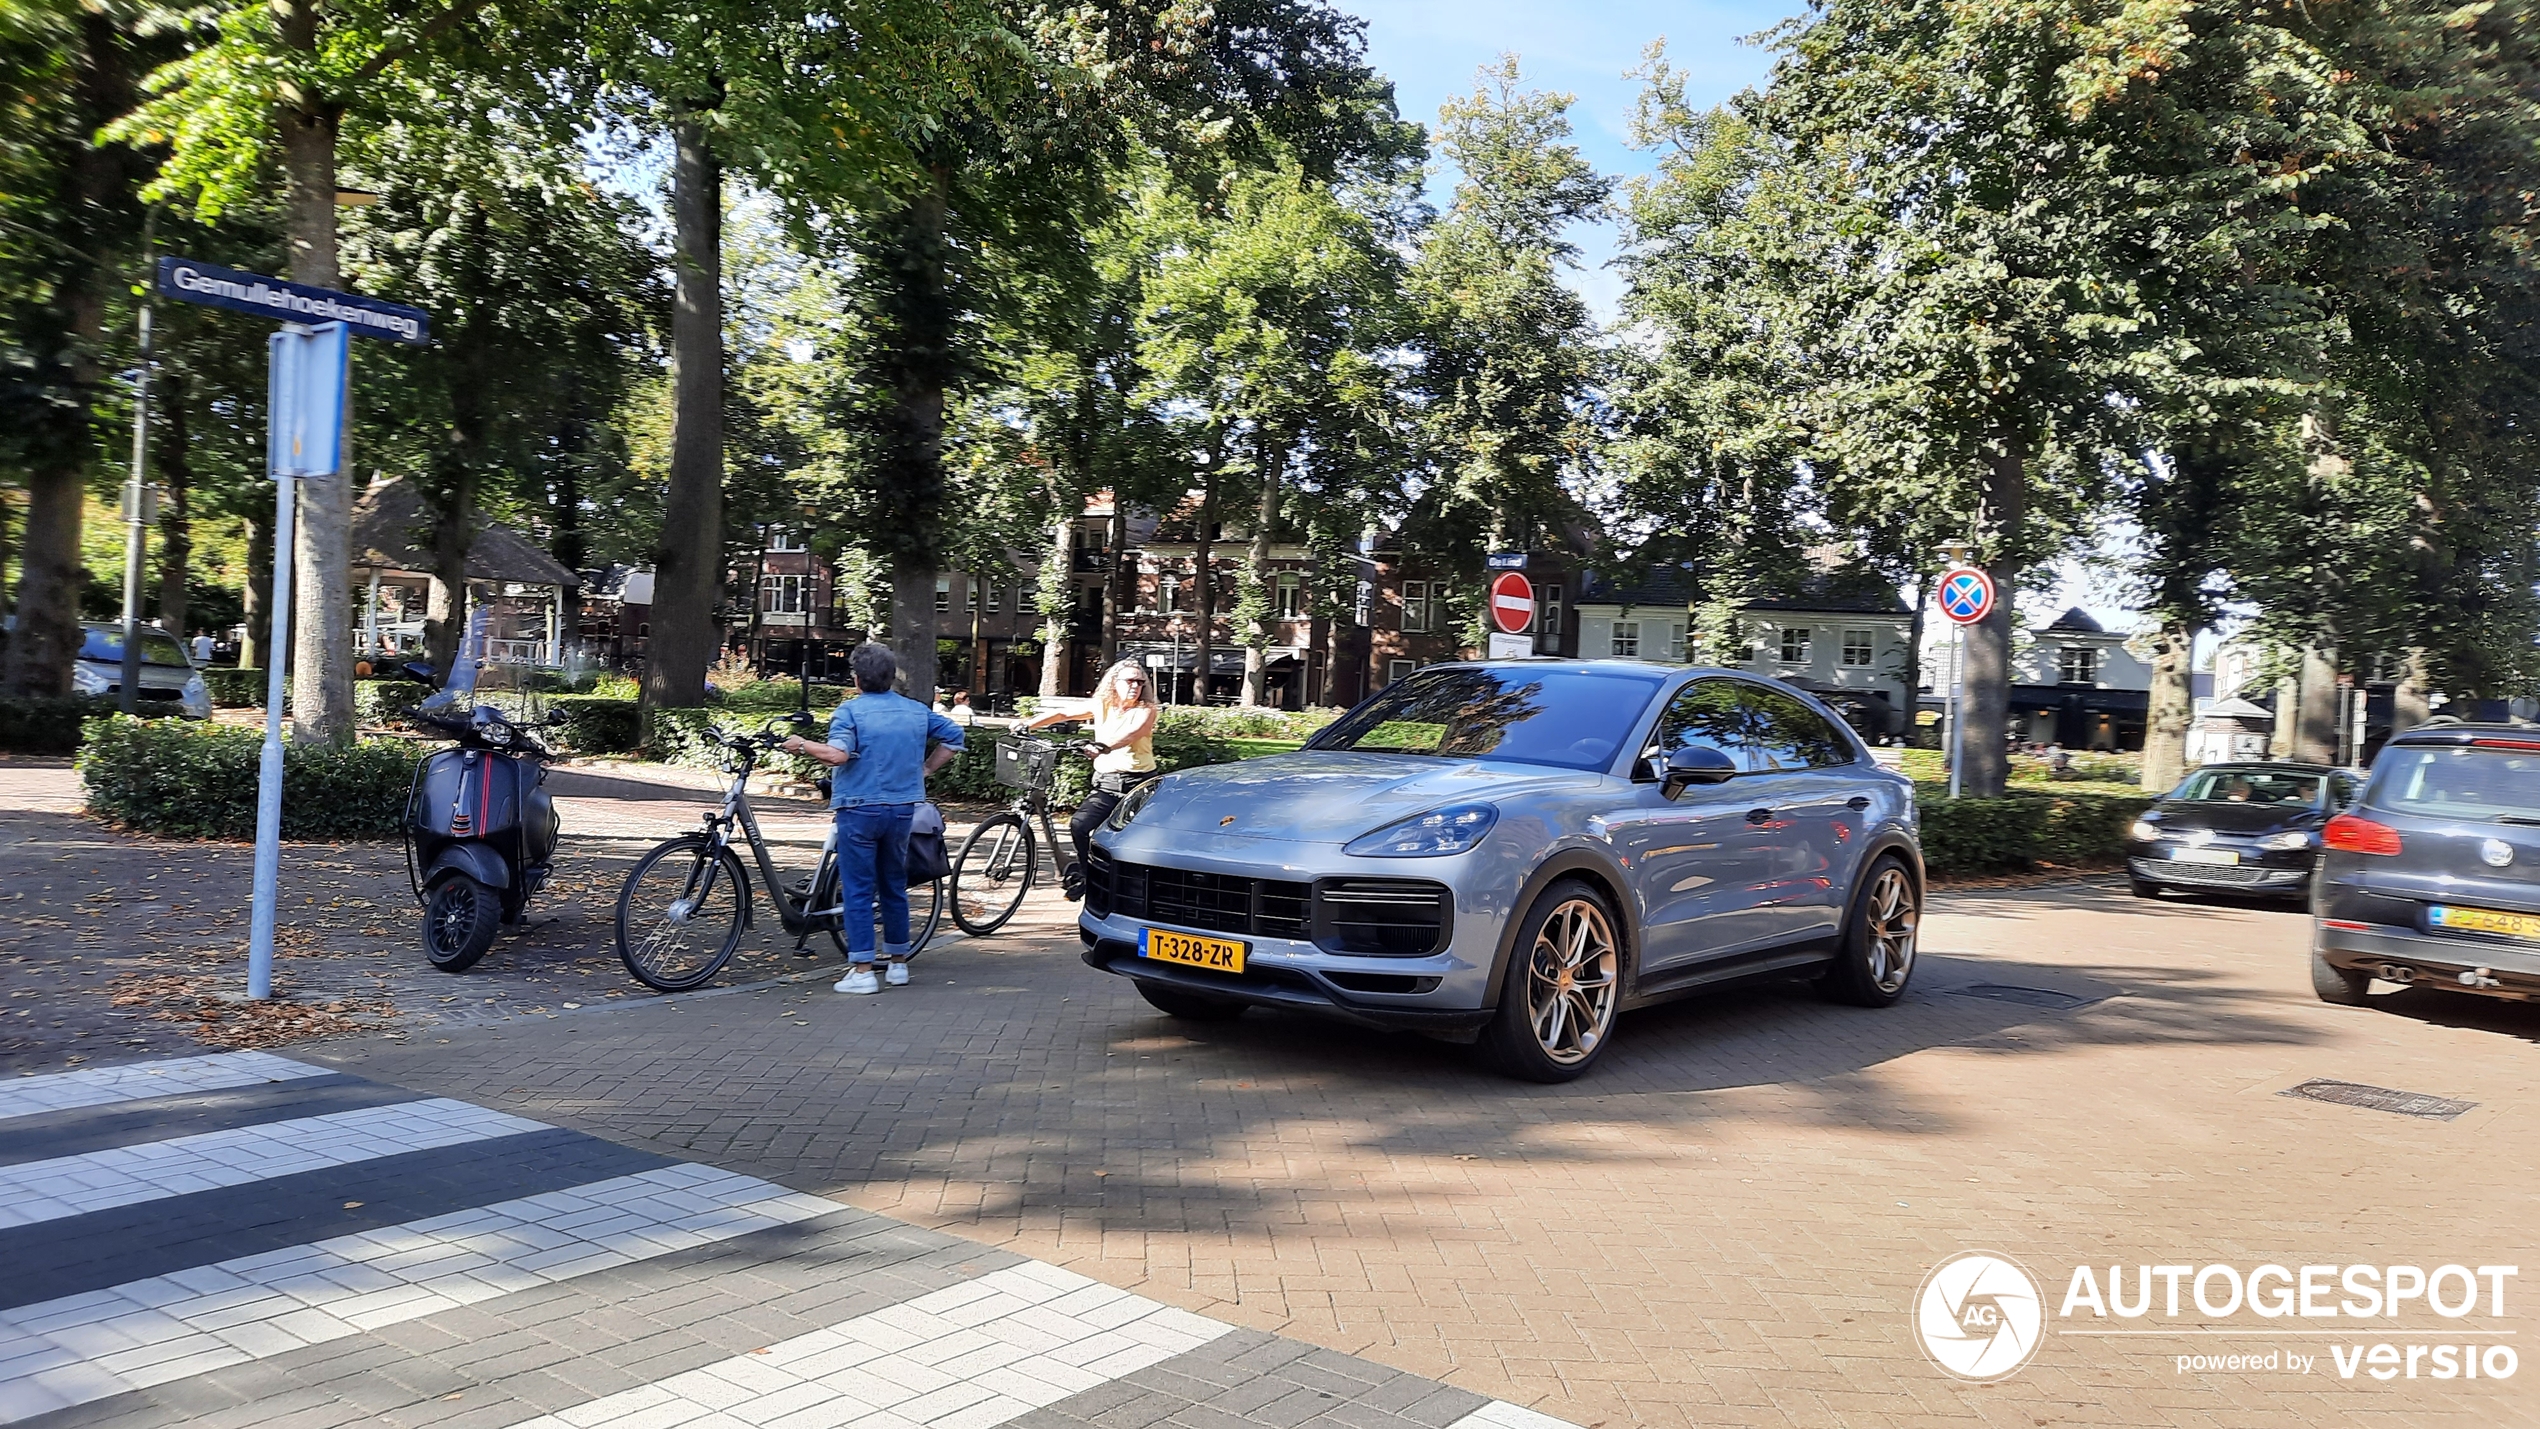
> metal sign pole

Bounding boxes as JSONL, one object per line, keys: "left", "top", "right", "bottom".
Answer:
{"left": 1949, "top": 624, "right": 1966, "bottom": 799}
{"left": 118, "top": 306, "right": 154, "bottom": 715}
{"left": 246, "top": 469, "right": 296, "bottom": 1000}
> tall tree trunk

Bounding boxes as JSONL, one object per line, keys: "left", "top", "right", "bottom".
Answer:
{"left": 877, "top": 170, "right": 952, "bottom": 704}
{"left": 2294, "top": 635, "right": 2340, "bottom": 764}
{"left": 1957, "top": 440, "right": 2026, "bottom": 797}
{"left": 1194, "top": 481, "right": 1220, "bottom": 705}
{"left": 1239, "top": 435, "right": 1282, "bottom": 707}
{"left": 641, "top": 108, "right": 725, "bottom": 728}
{"left": 888, "top": 557, "right": 938, "bottom": 700}
{"left": 1098, "top": 506, "right": 1128, "bottom": 669}
{"left": 423, "top": 469, "right": 476, "bottom": 682}
{"left": 2392, "top": 648, "right": 2432, "bottom": 734}
{"left": 2141, "top": 619, "right": 2194, "bottom": 791}
{"left": 2268, "top": 672, "right": 2297, "bottom": 758}
{"left": 1038, "top": 497, "right": 1071, "bottom": 698}
{"left": 277, "top": 0, "right": 351, "bottom": 739}
{"left": 154, "top": 390, "right": 192, "bottom": 639}
{"left": 3, "top": 9, "right": 129, "bottom": 698}
{"left": 240, "top": 513, "right": 271, "bottom": 671}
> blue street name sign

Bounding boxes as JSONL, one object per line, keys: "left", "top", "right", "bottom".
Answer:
{"left": 156, "top": 256, "right": 430, "bottom": 346}
{"left": 1486, "top": 552, "right": 1528, "bottom": 570}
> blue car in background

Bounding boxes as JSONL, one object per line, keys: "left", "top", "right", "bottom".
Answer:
{"left": 1079, "top": 660, "right": 1924, "bottom": 1081}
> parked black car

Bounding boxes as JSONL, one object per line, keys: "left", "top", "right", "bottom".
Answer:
{"left": 2125, "top": 762, "right": 2358, "bottom": 901}
{"left": 2313, "top": 722, "right": 2540, "bottom": 1007}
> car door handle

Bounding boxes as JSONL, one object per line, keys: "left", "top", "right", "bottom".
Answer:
{"left": 1846, "top": 797, "right": 1871, "bottom": 811}
{"left": 1746, "top": 808, "right": 1773, "bottom": 824}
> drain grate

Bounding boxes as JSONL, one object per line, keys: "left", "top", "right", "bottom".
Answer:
{"left": 2280, "top": 1079, "right": 2477, "bottom": 1121}
{"left": 1951, "top": 983, "right": 2100, "bottom": 1010}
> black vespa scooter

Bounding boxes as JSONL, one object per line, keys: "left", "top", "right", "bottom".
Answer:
{"left": 400, "top": 661, "right": 561, "bottom": 973}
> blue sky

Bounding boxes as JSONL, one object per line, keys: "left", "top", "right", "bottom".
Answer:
{"left": 1347, "top": 0, "right": 1802, "bottom": 317}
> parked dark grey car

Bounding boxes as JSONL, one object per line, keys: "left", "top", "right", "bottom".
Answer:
{"left": 2314, "top": 721, "right": 2540, "bottom": 1007}
{"left": 1078, "top": 660, "right": 1924, "bottom": 1081}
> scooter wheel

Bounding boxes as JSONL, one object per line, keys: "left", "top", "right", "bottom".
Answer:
{"left": 424, "top": 874, "right": 501, "bottom": 972}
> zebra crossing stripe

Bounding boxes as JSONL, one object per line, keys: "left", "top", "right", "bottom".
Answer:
{"left": 1451, "top": 1402, "right": 1581, "bottom": 1429}
{"left": 0, "top": 1052, "right": 327, "bottom": 1124}
{"left": 0, "top": 1162, "right": 837, "bottom": 1423}
{"left": 0, "top": 1098, "right": 549, "bottom": 1230}
{"left": 496, "top": 1260, "right": 1230, "bottom": 1429}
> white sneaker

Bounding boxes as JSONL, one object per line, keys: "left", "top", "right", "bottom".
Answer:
{"left": 834, "top": 968, "right": 880, "bottom": 995}
{"left": 884, "top": 961, "right": 909, "bottom": 987}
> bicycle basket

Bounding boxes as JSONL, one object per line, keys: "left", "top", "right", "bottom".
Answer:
{"left": 995, "top": 738, "right": 1058, "bottom": 791}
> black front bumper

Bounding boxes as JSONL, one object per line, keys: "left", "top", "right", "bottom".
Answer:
{"left": 2128, "top": 852, "right": 2311, "bottom": 893}
{"left": 1081, "top": 936, "right": 1494, "bottom": 1034}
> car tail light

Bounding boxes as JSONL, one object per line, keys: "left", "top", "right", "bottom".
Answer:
{"left": 2321, "top": 813, "right": 2402, "bottom": 856}
{"left": 2472, "top": 737, "right": 2540, "bottom": 751}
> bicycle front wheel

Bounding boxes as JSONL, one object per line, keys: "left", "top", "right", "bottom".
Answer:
{"left": 616, "top": 836, "right": 748, "bottom": 992}
{"left": 951, "top": 813, "right": 1034, "bottom": 935}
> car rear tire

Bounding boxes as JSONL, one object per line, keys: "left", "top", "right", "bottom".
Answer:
{"left": 2129, "top": 878, "right": 2163, "bottom": 899}
{"left": 2311, "top": 948, "right": 2372, "bottom": 1005}
{"left": 1478, "top": 879, "right": 1623, "bottom": 1083}
{"left": 1135, "top": 982, "right": 1247, "bottom": 1021}
{"left": 1818, "top": 857, "right": 1920, "bottom": 1008}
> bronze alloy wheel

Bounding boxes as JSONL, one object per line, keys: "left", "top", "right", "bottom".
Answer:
{"left": 1864, "top": 864, "right": 1918, "bottom": 994}
{"left": 1524, "top": 895, "right": 1620, "bottom": 1065}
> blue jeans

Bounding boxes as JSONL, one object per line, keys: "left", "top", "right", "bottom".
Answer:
{"left": 833, "top": 804, "right": 914, "bottom": 961}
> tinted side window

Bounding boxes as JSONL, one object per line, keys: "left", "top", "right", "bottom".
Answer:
{"left": 1650, "top": 680, "right": 1756, "bottom": 772}
{"left": 1742, "top": 685, "right": 1853, "bottom": 770}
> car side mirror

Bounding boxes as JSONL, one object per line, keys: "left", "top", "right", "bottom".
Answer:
{"left": 1661, "top": 745, "right": 1739, "bottom": 799}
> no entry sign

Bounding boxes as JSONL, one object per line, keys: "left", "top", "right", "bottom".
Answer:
{"left": 1937, "top": 568, "right": 1996, "bottom": 626}
{"left": 1489, "top": 572, "right": 1536, "bottom": 634}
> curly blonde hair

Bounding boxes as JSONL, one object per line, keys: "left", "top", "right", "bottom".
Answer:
{"left": 1092, "top": 658, "right": 1159, "bottom": 721}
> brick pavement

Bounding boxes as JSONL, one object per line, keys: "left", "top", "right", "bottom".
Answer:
{"left": 274, "top": 881, "right": 2539, "bottom": 1429}
{"left": 0, "top": 1052, "right": 1573, "bottom": 1429}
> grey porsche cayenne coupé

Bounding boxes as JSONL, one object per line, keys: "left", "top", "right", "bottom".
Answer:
{"left": 1078, "top": 660, "right": 1924, "bottom": 1081}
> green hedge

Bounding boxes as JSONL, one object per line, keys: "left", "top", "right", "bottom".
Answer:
{"left": 0, "top": 697, "right": 185, "bottom": 753}
{"left": 929, "top": 725, "right": 1245, "bottom": 807}
{"left": 353, "top": 679, "right": 432, "bottom": 724}
{"left": 546, "top": 695, "right": 640, "bottom": 754}
{"left": 77, "top": 716, "right": 416, "bottom": 839}
{"left": 1917, "top": 790, "right": 2153, "bottom": 875}
{"left": 204, "top": 668, "right": 264, "bottom": 708}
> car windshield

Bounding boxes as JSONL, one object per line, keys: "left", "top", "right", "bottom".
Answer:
{"left": 1307, "top": 666, "right": 1665, "bottom": 771}
{"left": 2364, "top": 745, "right": 2540, "bottom": 823}
{"left": 78, "top": 628, "right": 190, "bottom": 666}
{"left": 2171, "top": 768, "right": 2322, "bottom": 806}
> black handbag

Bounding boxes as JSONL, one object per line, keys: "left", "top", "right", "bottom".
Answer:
{"left": 904, "top": 802, "right": 950, "bottom": 885}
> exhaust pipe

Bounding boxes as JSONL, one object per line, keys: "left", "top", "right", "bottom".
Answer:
{"left": 2377, "top": 964, "right": 2417, "bottom": 984}
{"left": 2459, "top": 967, "right": 2504, "bottom": 989}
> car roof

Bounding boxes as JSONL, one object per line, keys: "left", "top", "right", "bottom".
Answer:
{"left": 2385, "top": 721, "right": 2540, "bottom": 748}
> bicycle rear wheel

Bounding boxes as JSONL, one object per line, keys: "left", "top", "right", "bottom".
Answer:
{"left": 809, "top": 863, "right": 946, "bottom": 958}
{"left": 616, "top": 835, "right": 747, "bottom": 992}
{"left": 951, "top": 813, "right": 1034, "bottom": 934}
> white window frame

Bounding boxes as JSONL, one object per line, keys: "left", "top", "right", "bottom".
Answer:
{"left": 765, "top": 528, "right": 803, "bottom": 552}
{"left": 1535, "top": 583, "right": 1563, "bottom": 654}
{"left": 1610, "top": 621, "right": 1641, "bottom": 658}
{"left": 2060, "top": 645, "right": 2099, "bottom": 685}
{"left": 762, "top": 573, "right": 807, "bottom": 616}
{"left": 1841, "top": 628, "right": 1875, "bottom": 668}
{"left": 1400, "top": 580, "right": 1432, "bottom": 634}
{"left": 1275, "top": 572, "right": 1303, "bottom": 619}
{"left": 934, "top": 577, "right": 951, "bottom": 616}
{"left": 1158, "top": 573, "right": 1182, "bottom": 613}
{"left": 1779, "top": 627, "right": 1810, "bottom": 664}
{"left": 1386, "top": 658, "right": 1415, "bottom": 685}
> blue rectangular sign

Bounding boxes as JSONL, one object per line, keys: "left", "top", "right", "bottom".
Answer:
{"left": 158, "top": 255, "right": 429, "bottom": 346}
{"left": 1486, "top": 552, "right": 1528, "bottom": 570}
{"left": 268, "top": 323, "right": 348, "bottom": 478}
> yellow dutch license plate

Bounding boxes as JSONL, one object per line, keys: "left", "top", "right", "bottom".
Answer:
{"left": 1141, "top": 928, "right": 1246, "bottom": 973}
{"left": 2428, "top": 905, "right": 2540, "bottom": 941}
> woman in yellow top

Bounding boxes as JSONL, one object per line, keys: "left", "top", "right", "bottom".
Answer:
{"left": 1024, "top": 658, "right": 1159, "bottom": 897}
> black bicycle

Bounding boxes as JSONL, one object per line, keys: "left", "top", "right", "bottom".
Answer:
{"left": 947, "top": 734, "right": 1090, "bottom": 935}
{"left": 613, "top": 720, "right": 942, "bottom": 991}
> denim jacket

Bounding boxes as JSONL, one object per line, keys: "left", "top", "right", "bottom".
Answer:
{"left": 826, "top": 691, "right": 965, "bottom": 808}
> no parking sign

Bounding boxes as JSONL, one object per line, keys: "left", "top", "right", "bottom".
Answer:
{"left": 1938, "top": 568, "right": 1995, "bottom": 625}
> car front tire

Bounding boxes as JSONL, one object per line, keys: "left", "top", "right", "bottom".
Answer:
{"left": 1818, "top": 856, "right": 1920, "bottom": 1008}
{"left": 1478, "top": 878, "right": 1624, "bottom": 1083}
{"left": 2130, "top": 877, "right": 2163, "bottom": 899}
